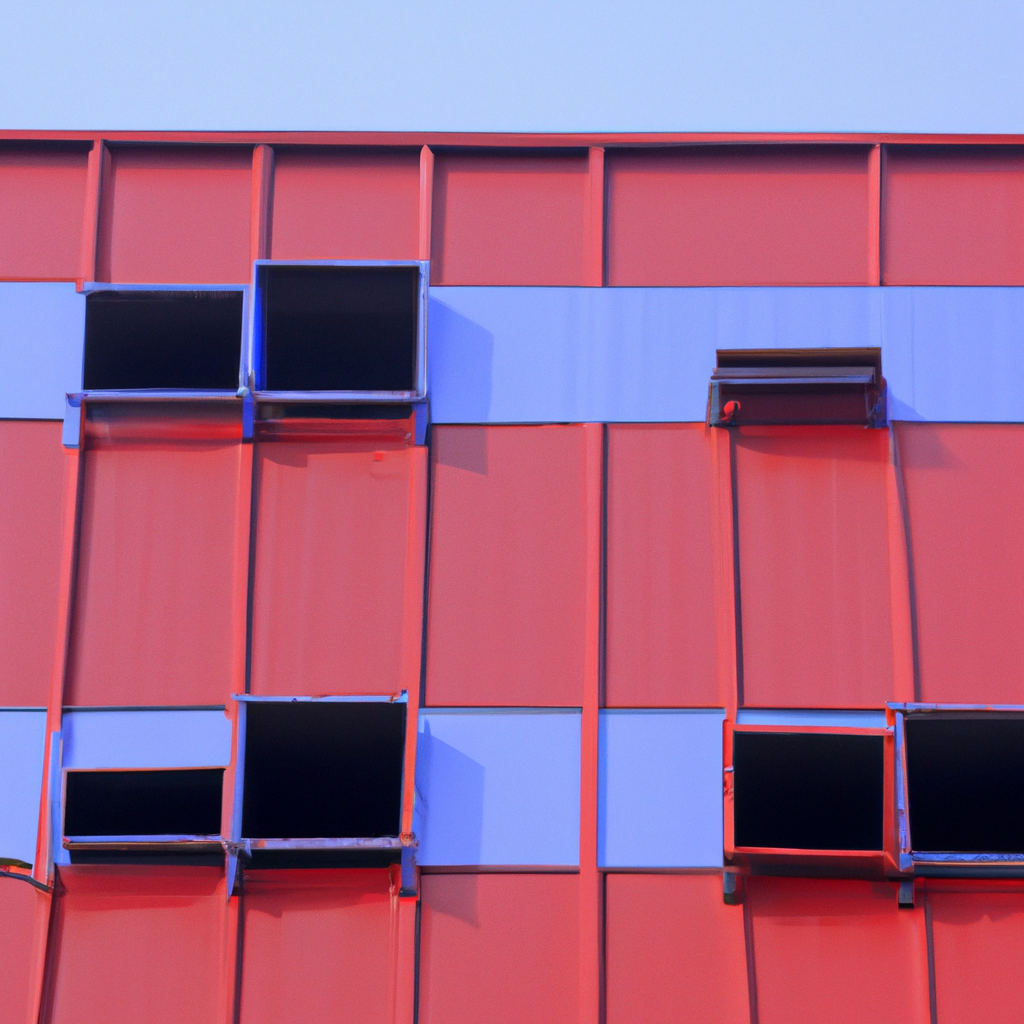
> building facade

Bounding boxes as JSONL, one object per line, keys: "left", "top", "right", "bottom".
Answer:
{"left": 2, "top": 134, "right": 1024, "bottom": 1023}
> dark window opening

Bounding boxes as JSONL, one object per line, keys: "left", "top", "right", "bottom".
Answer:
{"left": 242, "top": 701, "right": 406, "bottom": 839}
{"left": 710, "top": 348, "right": 884, "bottom": 427}
{"left": 246, "top": 849, "right": 401, "bottom": 869}
{"left": 261, "top": 266, "right": 419, "bottom": 392}
{"left": 84, "top": 290, "right": 243, "bottom": 390}
{"left": 258, "top": 402, "right": 414, "bottom": 420}
{"left": 906, "top": 716, "right": 1024, "bottom": 853}
{"left": 733, "top": 732, "right": 884, "bottom": 850}
{"left": 64, "top": 769, "right": 223, "bottom": 837}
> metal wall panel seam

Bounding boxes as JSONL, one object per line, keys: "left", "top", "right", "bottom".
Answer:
{"left": 400, "top": 448, "right": 428, "bottom": 844}
{"left": 887, "top": 428, "right": 918, "bottom": 703}
{"left": 585, "top": 148, "right": 605, "bottom": 287}
{"left": 868, "top": 145, "right": 882, "bottom": 286}
{"left": 250, "top": 145, "right": 274, "bottom": 264}
{"left": 579, "top": 423, "right": 603, "bottom": 1024}
{"left": 418, "top": 146, "right": 434, "bottom": 262}
{"left": 78, "top": 141, "right": 105, "bottom": 291}
{"left": 233, "top": 443, "right": 256, "bottom": 700}
{"left": 34, "top": 444, "right": 82, "bottom": 882}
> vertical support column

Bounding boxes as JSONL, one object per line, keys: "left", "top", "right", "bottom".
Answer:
{"left": 887, "top": 428, "right": 918, "bottom": 704}
{"left": 710, "top": 427, "right": 740, "bottom": 719}
{"left": 79, "top": 139, "right": 105, "bottom": 289}
{"left": 232, "top": 442, "right": 255, "bottom": 698}
{"left": 585, "top": 147, "right": 606, "bottom": 287}
{"left": 35, "top": 445, "right": 82, "bottom": 884}
{"left": 389, "top": 864, "right": 418, "bottom": 1024}
{"left": 579, "top": 423, "right": 603, "bottom": 1024}
{"left": 418, "top": 146, "right": 435, "bottom": 262}
{"left": 868, "top": 143, "right": 882, "bottom": 286}
{"left": 251, "top": 144, "right": 274, "bottom": 264}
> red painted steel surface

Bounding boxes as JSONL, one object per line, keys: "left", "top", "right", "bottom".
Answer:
{"left": 605, "top": 425, "right": 719, "bottom": 707}
{"left": 897, "top": 424, "right": 1024, "bottom": 703}
{"left": 747, "top": 877, "right": 930, "bottom": 1024}
{"left": 734, "top": 427, "right": 894, "bottom": 708}
{"left": 66, "top": 438, "right": 245, "bottom": 706}
{"left": 927, "top": 883, "right": 1024, "bottom": 1024}
{"left": 240, "top": 870, "right": 394, "bottom": 1024}
{"left": 426, "top": 426, "right": 591, "bottom": 706}
{"left": 605, "top": 874, "right": 748, "bottom": 1024}
{"left": 431, "top": 152, "right": 589, "bottom": 285}
{"left": 0, "top": 422, "right": 66, "bottom": 706}
{"left": 0, "top": 145, "right": 87, "bottom": 280}
{"left": 606, "top": 146, "right": 874, "bottom": 286}
{"left": 48, "top": 867, "right": 230, "bottom": 1024}
{"left": 250, "top": 440, "right": 425, "bottom": 697}
{"left": 270, "top": 148, "right": 420, "bottom": 261}
{"left": 0, "top": 880, "right": 50, "bottom": 1024}
{"left": 97, "top": 146, "right": 252, "bottom": 283}
{"left": 883, "top": 147, "right": 1024, "bottom": 284}
{"left": 419, "top": 873, "right": 580, "bottom": 1024}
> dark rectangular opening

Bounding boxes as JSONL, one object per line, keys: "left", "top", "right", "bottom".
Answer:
{"left": 84, "top": 290, "right": 243, "bottom": 390}
{"left": 64, "top": 769, "right": 223, "bottom": 837}
{"left": 242, "top": 701, "right": 406, "bottom": 839}
{"left": 261, "top": 265, "right": 419, "bottom": 392}
{"left": 710, "top": 348, "right": 884, "bottom": 427}
{"left": 246, "top": 849, "right": 401, "bottom": 869}
{"left": 906, "top": 716, "right": 1024, "bottom": 853}
{"left": 733, "top": 732, "right": 884, "bottom": 850}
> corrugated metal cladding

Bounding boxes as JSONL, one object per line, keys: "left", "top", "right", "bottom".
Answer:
{"left": 1, "top": 131, "right": 1024, "bottom": 1024}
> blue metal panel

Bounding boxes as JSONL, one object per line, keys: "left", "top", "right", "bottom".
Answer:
{"left": 0, "top": 283, "right": 85, "bottom": 420}
{"left": 0, "top": 710, "right": 47, "bottom": 866}
{"left": 598, "top": 709, "right": 724, "bottom": 869}
{"left": 736, "top": 708, "right": 888, "bottom": 727}
{"left": 61, "top": 709, "right": 232, "bottom": 768}
{"left": 415, "top": 709, "right": 581, "bottom": 866}
{"left": 428, "top": 286, "right": 1024, "bottom": 424}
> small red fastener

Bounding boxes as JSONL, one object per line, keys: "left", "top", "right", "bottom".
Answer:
{"left": 721, "top": 400, "right": 741, "bottom": 424}
{"left": 373, "top": 451, "right": 385, "bottom": 461}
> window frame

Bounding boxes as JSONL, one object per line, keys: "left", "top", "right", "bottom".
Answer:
{"left": 891, "top": 702, "right": 1024, "bottom": 875}
{"left": 724, "top": 719, "right": 898, "bottom": 874}
{"left": 248, "top": 259, "right": 429, "bottom": 404}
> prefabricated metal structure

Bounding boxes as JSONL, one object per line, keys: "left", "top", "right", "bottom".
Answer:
{"left": 2, "top": 133, "right": 1024, "bottom": 1024}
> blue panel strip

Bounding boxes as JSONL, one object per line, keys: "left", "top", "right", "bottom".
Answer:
{"left": 736, "top": 708, "right": 888, "bottom": 727}
{"left": 598, "top": 709, "right": 724, "bottom": 869}
{"left": 0, "top": 283, "right": 85, "bottom": 420}
{"left": 428, "top": 286, "right": 1024, "bottom": 424}
{"left": 0, "top": 710, "right": 47, "bottom": 867}
{"left": 415, "top": 709, "right": 581, "bottom": 866}
{"left": 62, "top": 709, "right": 233, "bottom": 768}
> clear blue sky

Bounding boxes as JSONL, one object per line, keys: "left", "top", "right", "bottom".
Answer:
{"left": 4, "top": 0, "right": 1023, "bottom": 133}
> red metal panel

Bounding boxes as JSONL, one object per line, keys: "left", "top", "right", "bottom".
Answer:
{"left": 48, "top": 867, "right": 230, "bottom": 1024}
{"left": 97, "top": 146, "right": 252, "bottom": 283}
{"left": 748, "top": 877, "right": 930, "bottom": 1024}
{"left": 606, "top": 146, "right": 874, "bottom": 286}
{"left": 66, "top": 437, "right": 245, "bottom": 706}
{"left": 250, "top": 439, "right": 426, "bottom": 697}
{"left": 0, "top": 145, "right": 87, "bottom": 280}
{"left": 927, "top": 883, "right": 1024, "bottom": 1024}
{"left": 897, "top": 424, "right": 1024, "bottom": 704}
{"left": 271, "top": 148, "right": 420, "bottom": 261}
{"left": 425, "top": 426, "right": 591, "bottom": 706}
{"left": 419, "top": 873, "right": 579, "bottom": 1024}
{"left": 605, "top": 873, "right": 748, "bottom": 1024}
{"left": 883, "top": 147, "right": 1024, "bottom": 284}
{"left": 605, "top": 425, "right": 719, "bottom": 707}
{"left": 735, "top": 427, "right": 894, "bottom": 708}
{"left": 240, "top": 869, "right": 394, "bottom": 1024}
{"left": 0, "top": 880, "right": 50, "bottom": 1024}
{"left": 0, "top": 422, "right": 65, "bottom": 706}
{"left": 431, "top": 152, "right": 589, "bottom": 285}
